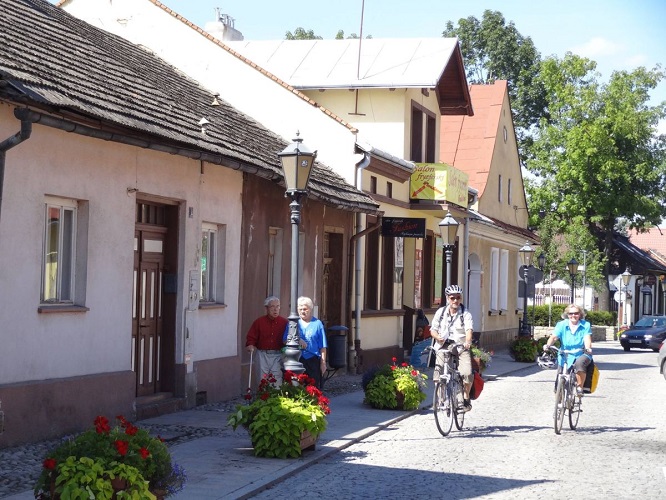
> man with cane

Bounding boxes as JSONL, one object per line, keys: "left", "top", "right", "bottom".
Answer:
{"left": 246, "top": 296, "right": 288, "bottom": 386}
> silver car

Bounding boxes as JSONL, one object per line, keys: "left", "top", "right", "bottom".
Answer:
{"left": 659, "top": 342, "right": 666, "bottom": 381}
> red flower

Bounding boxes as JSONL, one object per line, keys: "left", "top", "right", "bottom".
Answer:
{"left": 411, "top": 370, "right": 417, "bottom": 376}
{"left": 401, "top": 362, "right": 408, "bottom": 367}
{"left": 391, "top": 365, "right": 396, "bottom": 370}
{"left": 125, "top": 423, "right": 138, "bottom": 436}
{"left": 43, "top": 458, "right": 57, "bottom": 470}
{"left": 94, "top": 416, "right": 110, "bottom": 434}
{"left": 260, "top": 392, "right": 270, "bottom": 401}
{"left": 114, "top": 440, "right": 129, "bottom": 456}
{"left": 392, "top": 356, "right": 397, "bottom": 362}
{"left": 139, "top": 447, "right": 151, "bottom": 459}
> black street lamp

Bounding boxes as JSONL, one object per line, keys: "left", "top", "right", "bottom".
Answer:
{"left": 518, "top": 242, "right": 535, "bottom": 336}
{"left": 621, "top": 268, "right": 631, "bottom": 326}
{"left": 567, "top": 258, "right": 579, "bottom": 304}
{"left": 438, "top": 211, "right": 459, "bottom": 290}
{"left": 278, "top": 133, "right": 317, "bottom": 375}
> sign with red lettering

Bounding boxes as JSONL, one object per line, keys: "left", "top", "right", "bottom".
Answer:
{"left": 381, "top": 217, "right": 426, "bottom": 238}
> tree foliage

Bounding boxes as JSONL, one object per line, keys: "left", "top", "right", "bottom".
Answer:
{"left": 285, "top": 27, "right": 322, "bottom": 40}
{"left": 526, "top": 54, "right": 666, "bottom": 285}
{"left": 442, "top": 10, "right": 546, "bottom": 141}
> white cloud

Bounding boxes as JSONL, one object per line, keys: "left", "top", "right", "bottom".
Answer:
{"left": 570, "top": 37, "right": 624, "bottom": 58}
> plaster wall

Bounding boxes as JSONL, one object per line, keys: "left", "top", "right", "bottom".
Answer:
{"left": 0, "top": 103, "right": 243, "bottom": 385}
{"left": 61, "top": 0, "right": 361, "bottom": 185}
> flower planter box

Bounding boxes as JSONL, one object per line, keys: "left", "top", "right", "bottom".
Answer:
{"left": 299, "top": 430, "right": 317, "bottom": 451}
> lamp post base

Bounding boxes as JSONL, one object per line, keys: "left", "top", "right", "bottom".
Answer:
{"left": 283, "top": 315, "right": 305, "bottom": 374}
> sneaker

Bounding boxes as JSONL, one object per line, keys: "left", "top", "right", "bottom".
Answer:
{"left": 463, "top": 399, "right": 472, "bottom": 412}
{"left": 575, "top": 386, "right": 583, "bottom": 397}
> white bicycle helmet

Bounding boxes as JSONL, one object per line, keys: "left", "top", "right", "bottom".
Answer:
{"left": 537, "top": 351, "right": 557, "bottom": 370}
{"left": 445, "top": 284, "right": 463, "bottom": 296}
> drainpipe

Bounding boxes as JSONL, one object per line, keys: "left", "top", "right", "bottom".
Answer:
{"left": 346, "top": 150, "right": 372, "bottom": 373}
{"left": 0, "top": 112, "right": 32, "bottom": 226}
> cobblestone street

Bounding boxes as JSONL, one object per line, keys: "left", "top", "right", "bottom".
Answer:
{"left": 253, "top": 343, "right": 666, "bottom": 499}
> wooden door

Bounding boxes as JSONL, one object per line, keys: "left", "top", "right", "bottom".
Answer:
{"left": 133, "top": 229, "right": 165, "bottom": 396}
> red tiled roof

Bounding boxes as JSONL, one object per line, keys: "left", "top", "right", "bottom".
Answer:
{"left": 440, "top": 81, "right": 507, "bottom": 198}
{"left": 629, "top": 228, "right": 666, "bottom": 266}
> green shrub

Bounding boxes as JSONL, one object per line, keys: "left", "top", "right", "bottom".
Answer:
{"left": 363, "top": 359, "right": 428, "bottom": 410}
{"left": 510, "top": 337, "right": 538, "bottom": 362}
{"left": 585, "top": 310, "right": 616, "bottom": 326}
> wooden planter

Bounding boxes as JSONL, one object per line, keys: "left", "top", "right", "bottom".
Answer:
{"left": 300, "top": 430, "right": 317, "bottom": 451}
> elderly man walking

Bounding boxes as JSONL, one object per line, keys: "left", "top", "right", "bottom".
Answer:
{"left": 246, "top": 296, "right": 288, "bottom": 386}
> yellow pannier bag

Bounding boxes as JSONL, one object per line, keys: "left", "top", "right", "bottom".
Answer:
{"left": 583, "top": 361, "right": 599, "bottom": 394}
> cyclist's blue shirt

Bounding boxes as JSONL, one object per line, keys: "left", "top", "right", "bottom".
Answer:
{"left": 552, "top": 318, "right": 591, "bottom": 366}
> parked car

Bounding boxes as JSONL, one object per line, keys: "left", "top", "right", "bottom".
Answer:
{"left": 658, "top": 342, "right": 666, "bottom": 381}
{"left": 619, "top": 316, "right": 666, "bottom": 352}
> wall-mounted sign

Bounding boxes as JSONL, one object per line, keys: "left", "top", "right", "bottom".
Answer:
{"left": 381, "top": 217, "right": 426, "bottom": 238}
{"left": 410, "top": 163, "right": 469, "bottom": 206}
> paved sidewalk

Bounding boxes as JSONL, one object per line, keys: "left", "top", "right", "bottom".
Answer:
{"left": 5, "top": 349, "right": 533, "bottom": 500}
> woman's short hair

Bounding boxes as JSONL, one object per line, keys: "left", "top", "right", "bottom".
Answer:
{"left": 297, "top": 296, "right": 314, "bottom": 309}
{"left": 561, "top": 304, "right": 586, "bottom": 319}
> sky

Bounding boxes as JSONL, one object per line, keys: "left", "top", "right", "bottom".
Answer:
{"left": 153, "top": 0, "right": 666, "bottom": 134}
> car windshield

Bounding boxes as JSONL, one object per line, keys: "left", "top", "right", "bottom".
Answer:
{"left": 634, "top": 317, "right": 666, "bottom": 328}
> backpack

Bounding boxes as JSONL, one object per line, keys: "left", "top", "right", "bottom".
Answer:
{"left": 469, "top": 371, "right": 485, "bottom": 400}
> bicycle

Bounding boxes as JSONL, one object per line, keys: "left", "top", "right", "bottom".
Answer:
{"left": 547, "top": 346, "right": 584, "bottom": 435}
{"left": 430, "top": 341, "right": 467, "bottom": 437}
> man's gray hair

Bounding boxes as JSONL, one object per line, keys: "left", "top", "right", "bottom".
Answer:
{"left": 264, "top": 296, "right": 280, "bottom": 307}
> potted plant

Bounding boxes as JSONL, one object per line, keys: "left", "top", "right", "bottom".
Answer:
{"left": 510, "top": 336, "right": 539, "bottom": 362}
{"left": 362, "top": 357, "right": 428, "bottom": 410}
{"left": 34, "top": 415, "right": 186, "bottom": 499}
{"left": 470, "top": 345, "right": 493, "bottom": 373}
{"left": 227, "top": 370, "right": 330, "bottom": 459}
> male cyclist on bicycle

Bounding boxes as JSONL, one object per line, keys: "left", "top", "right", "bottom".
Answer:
{"left": 542, "top": 304, "right": 592, "bottom": 396}
{"left": 430, "top": 285, "right": 474, "bottom": 411}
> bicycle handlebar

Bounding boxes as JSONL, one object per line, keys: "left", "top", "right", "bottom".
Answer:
{"left": 547, "top": 345, "right": 583, "bottom": 355}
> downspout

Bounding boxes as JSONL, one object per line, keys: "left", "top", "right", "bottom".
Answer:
{"left": 346, "top": 150, "right": 372, "bottom": 373}
{"left": 0, "top": 112, "right": 32, "bottom": 226}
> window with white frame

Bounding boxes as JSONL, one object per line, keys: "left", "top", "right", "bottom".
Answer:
{"left": 42, "top": 197, "right": 77, "bottom": 303}
{"left": 500, "top": 249, "right": 509, "bottom": 311}
{"left": 200, "top": 222, "right": 226, "bottom": 303}
{"left": 490, "top": 248, "right": 499, "bottom": 311}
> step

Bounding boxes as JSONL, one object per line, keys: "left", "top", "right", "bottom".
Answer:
{"left": 135, "top": 393, "right": 186, "bottom": 421}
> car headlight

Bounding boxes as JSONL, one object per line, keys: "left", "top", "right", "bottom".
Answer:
{"left": 620, "top": 333, "right": 627, "bottom": 339}
{"left": 645, "top": 334, "right": 653, "bottom": 340}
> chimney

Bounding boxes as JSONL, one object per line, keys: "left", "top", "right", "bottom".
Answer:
{"left": 204, "top": 7, "right": 244, "bottom": 41}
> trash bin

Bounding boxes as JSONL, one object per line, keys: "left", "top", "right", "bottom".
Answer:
{"left": 327, "top": 325, "right": 348, "bottom": 369}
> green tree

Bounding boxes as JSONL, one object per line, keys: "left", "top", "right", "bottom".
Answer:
{"left": 442, "top": 10, "right": 546, "bottom": 144}
{"left": 285, "top": 27, "right": 322, "bottom": 40}
{"left": 526, "top": 54, "right": 666, "bottom": 292}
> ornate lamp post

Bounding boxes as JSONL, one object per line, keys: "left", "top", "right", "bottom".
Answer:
{"left": 518, "top": 242, "right": 535, "bottom": 337}
{"left": 438, "top": 211, "right": 459, "bottom": 290}
{"left": 567, "top": 258, "right": 579, "bottom": 304}
{"left": 621, "top": 268, "right": 631, "bottom": 326}
{"left": 278, "top": 133, "right": 317, "bottom": 374}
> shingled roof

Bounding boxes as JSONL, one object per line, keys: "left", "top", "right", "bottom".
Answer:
{"left": 0, "top": 0, "right": 378, "bottom": 213}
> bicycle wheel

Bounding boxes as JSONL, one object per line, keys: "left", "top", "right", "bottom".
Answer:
{"left": 553, "top": 375, "right": 566, "bottom": 435}
{"left": 453, "top": 377, "right": 465, "bottom": 430}
{"left": 568, "top": 379, "right": 581, "bottom": 430}
{"left": 434, "top": 381, "right": 454, "bottom": 437}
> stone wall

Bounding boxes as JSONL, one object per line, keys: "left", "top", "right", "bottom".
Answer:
{"left": 533, "top": 326, "right": 616, "bottom": 342}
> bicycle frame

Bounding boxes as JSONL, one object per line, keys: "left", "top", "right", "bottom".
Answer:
{"left": 549, "top": 346, "right": 583, "bottom": 434}
{"left": 432, "top": 342, "right": 466, "bottom": 437}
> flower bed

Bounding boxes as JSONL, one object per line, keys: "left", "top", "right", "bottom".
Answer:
{"left": 34, "top": 415, "right": 186, "bottom": 499}
{"left": 227, "top": 371, "right": 330, "bottom": 458}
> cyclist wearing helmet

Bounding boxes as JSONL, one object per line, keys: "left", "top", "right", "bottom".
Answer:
{"left": 542, "top": 304, "right": 592, "bottom": 396}
{"left": 430, "top": 284, "right": 474, "bottom": 411}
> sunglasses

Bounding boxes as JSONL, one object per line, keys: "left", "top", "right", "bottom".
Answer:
{"left": 448, "top": 295, "right": 462, "bottom": 301}
{"left": 568, "top": 311, "right": 580, "bottom": 316}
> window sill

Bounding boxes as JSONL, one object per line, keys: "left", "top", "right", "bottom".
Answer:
{"left": 488, "top": 310, "right": 499, "bottom": 316}
{"left": 359, "top": 309, "right": 406, "bottom": 318}
{"left": 38, "top": 304, "right": 89, "bottom": 314}
{"left": 199, "top": 302, "right": 227, "bottom": 310}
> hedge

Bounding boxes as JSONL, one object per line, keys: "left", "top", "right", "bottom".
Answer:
{"left": 529, "top": 304, "right": 616, "bottom": 327}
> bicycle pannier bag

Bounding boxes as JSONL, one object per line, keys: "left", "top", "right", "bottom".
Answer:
{"left": 469, "top": 371, "right": 485, "bottom": 400}
{"left": 583, "top": 360, "right": 599, "bottom": 394}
